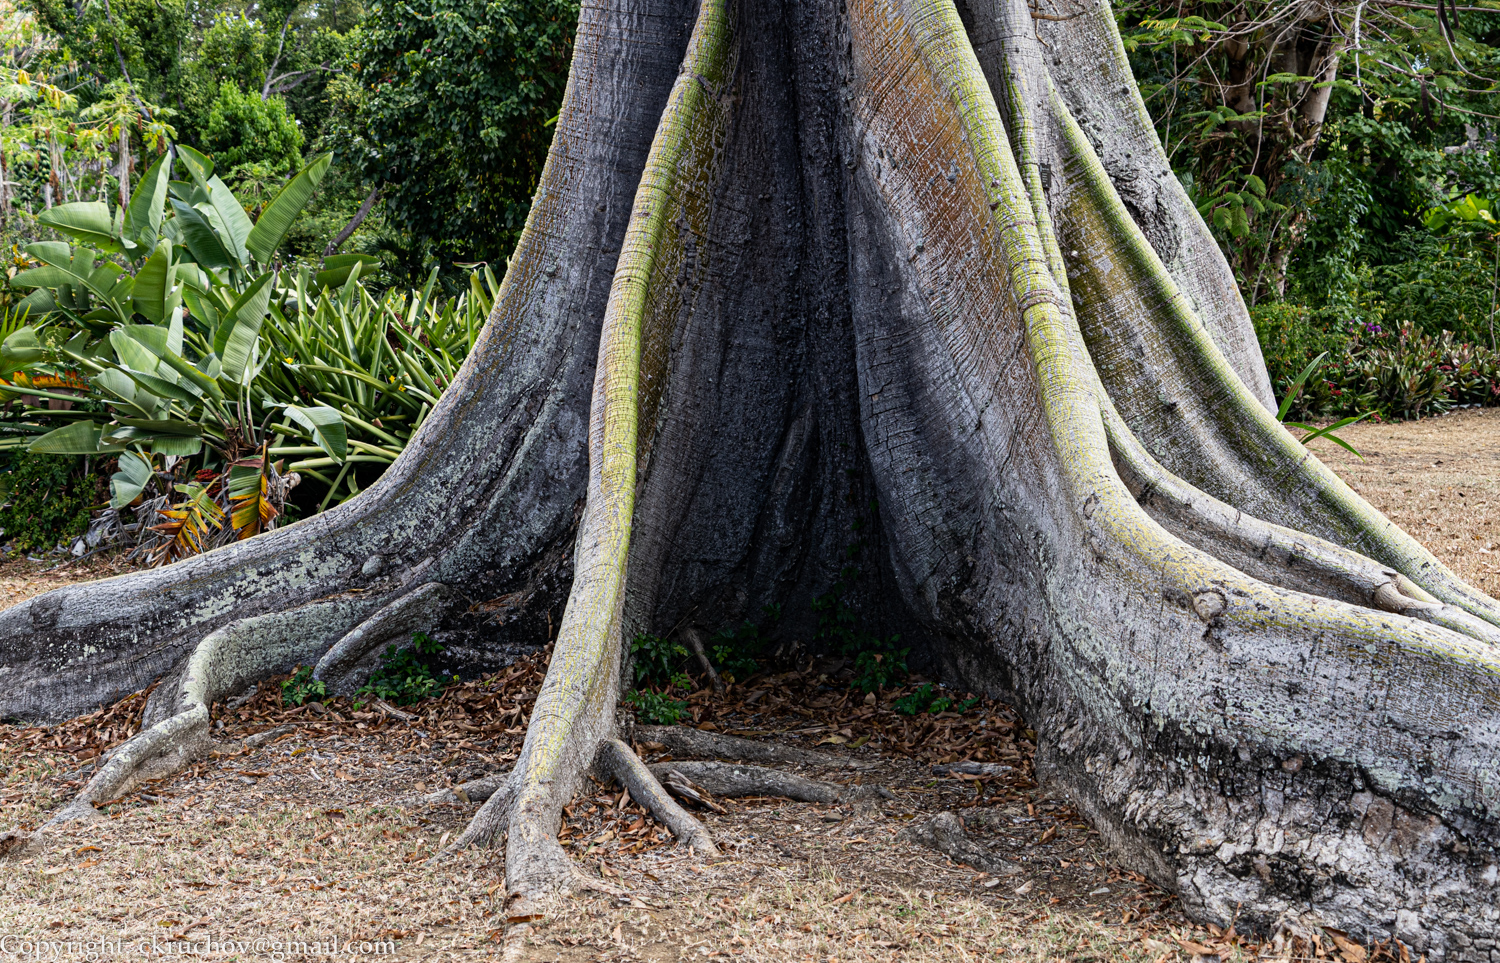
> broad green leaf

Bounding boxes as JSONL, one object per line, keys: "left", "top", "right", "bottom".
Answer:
{"left": 37, "top": 201, "right": 123, "bottom": 253}
{"left": 111, "top": 327, "right": 167, "bottom": 377}
{"left": 167, "top": 303, "right": 184, "bottom": 356}
{"left": 247, "top": 154, "right": 332, "bottom": 266}
{"left": 281, "top": 404, "right": 347, "bottom": 462}
{"left": 316, "top": 254, "right": 380, "bottom": 291}
{"left": 159, "top": 351, "right": 225, "bottom": 402}
{"left": 110, "top": 449, "right": 155, "bottom": 509}
{"left": 92, "top": 368, "right": 143, "bottom": 409}
{"left": 205, "top": 175, "right": 254, "bottom": 269}
{"left": 118, "top": 324, "right": 174, "bottom": 360}
{"left": 182, "top": 286, "right": 220, "bottom": 331}
{"left": 216, "top": 271, "right": 275, "bottom": 383}
{"left": 115, "top": 417, "right": 204, "bottom": 436}
{"left": 29, "top": 419, "right": 109, "bottom": 455}
{"left": 124, "top": 152, "right": 173, "bottom": 250}
{"left": 0, "top": 326, "right": 43, "bottom": 380}
{"left": 14, "top": 288, "right": 59, "bottom": 319}
{"left": 8, "top": 265, "right": 78, "bottom": 290}
{"left": 132, "top": 239, "right": 174, "bottom": 323}
{"left": 170, "top": 200, "right": 236, "bottom": 269}
{"left": 176, "top": 145, "right": 215, "bottom": 192}
{"left": 103, "top": 427, "right": 203, "bottom": 458}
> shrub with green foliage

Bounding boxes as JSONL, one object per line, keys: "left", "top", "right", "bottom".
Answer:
{"left": 892, "top": 682, "right": 980, "bottom": 717}
{"left": 202, "top": 82, "right": 305, "bottom": 174}
{"left": 281, "top": 665, "right": 327, "bottom": 706}
{"left": 355, "top": 631, "right": 451, "bottom": 706}
{"left": 0, "top": 450, "right": 101, "bottom": 551}
{"left": 343, "top": 0, "right": 577, "bottom": 265}
{"left": 624, "top": 690, "right": 688, "bottom": 726}
{"left": 629, "top": 631, "right": 688, "bottom": 687}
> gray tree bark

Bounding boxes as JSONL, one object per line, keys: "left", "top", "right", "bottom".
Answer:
{"left": 4, "top": 0, "right": 1500, "bottom": 956}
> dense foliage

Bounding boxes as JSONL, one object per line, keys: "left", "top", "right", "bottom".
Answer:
{"left": 0, "top": 149, "right": 491, "bottom": 559}
{"left": 2, "top": 0, "right": 578, "bottom": 277}
{"left": 341, "top": 0, "right": 577, "bottom": 268}
{"left": 1120, "top": 1, "right": 1500, "bottom": 419}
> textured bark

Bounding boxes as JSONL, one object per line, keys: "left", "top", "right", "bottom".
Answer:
{"left": 6, "top": 0, "right": 1500, "bottom": 955}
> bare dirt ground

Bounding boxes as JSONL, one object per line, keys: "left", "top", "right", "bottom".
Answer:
{"left": 3, "top": 409, "right": 1491, "bottom": 963}
{"left": 1311, "top": 406, "right": 1500, "bottom": 596}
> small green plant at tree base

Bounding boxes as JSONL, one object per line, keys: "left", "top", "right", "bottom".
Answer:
{"left": 624, "top": 690, "right": 688, "bottom": 725}
{"left": 710, "top": 607, "right": 781, "bottom": 683}
{"left": 281, "top": 665, "right": 326, "bottom": 706}
{"left": 893, "top": 682, "right": 980, "bottom": 716}
{"left": 354, "top": 631, "right": 450, "bottom": 707}
{"left": 813, "top": 564, "right": 910, "bottom": 694}
{"left": 630, "top": 632, "right": 689, "bottom": 685}
{"left": 1276, "top": 351, "right": 1371, "bottom": 458}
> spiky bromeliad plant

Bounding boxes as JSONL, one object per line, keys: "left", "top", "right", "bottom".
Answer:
{"left": 8, "top": 1, "right": 1500, "bottom": 956}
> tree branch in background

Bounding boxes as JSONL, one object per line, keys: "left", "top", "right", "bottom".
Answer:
{"left": 323, "top": 185, "right": 380, "bottom": 258}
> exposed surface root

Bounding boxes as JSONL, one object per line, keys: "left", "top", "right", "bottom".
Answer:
{"left": 451, "top": 775, "right": 517, "bottom": 851}
{"left": 50, "top": 704, "right": 211, "bottom": 828}
{"left": 314, "top": 582, "right": 453, "bottom": 693}
{"left": 413, "top": 771, "right": 512, "bottom": 807}
{"left": 681, "top": 629, "right": 724, "bottom": 693}
{"left": 900, "top": 811, "right": 1022, "bottom": 877}
{"left": 599, "top": 738, "right": 718, "bottom": 854}
{"left": 933, "top": 762, "right": 1014, "bottom": 778}
{"left": 30, "top": 599, "right": 361, "bottom": 838}
{"left": 646, "top": 760, "right": 884, "bottom": 805}
{"left": 636, "top": 726, "right": 875, "bottom": 769}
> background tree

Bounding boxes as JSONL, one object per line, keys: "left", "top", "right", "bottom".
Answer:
{"left": 337, "top": 0, "right": 577, "bottom": 272}
{"left": 200, "top": 80, "right": 303, "bottom": 173}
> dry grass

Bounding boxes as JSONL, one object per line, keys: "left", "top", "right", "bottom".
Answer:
{"left": 1309, "top": 406, "right": 1500, "bottom": 595}
{"left": 0, "top": 553, "right": 131, "bottom": 609}
{"left": 3, "top": 410, "right": 1494, "bottom": 961}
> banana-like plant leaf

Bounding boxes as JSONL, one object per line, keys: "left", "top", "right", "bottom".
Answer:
{"left": 0, "top": 326, "right": 43, "bottom": 380}
{"left": 147, "top": 434, "right": 205, "bottom": 457}
{"left": 124, "top": 153, "right": 173, "bottom": 251}
{"left": 316, "top": 254, "right": 380, "bottom": 291}
{"left": 116, "top": 367, "right": 199, "bottom": 406}
{"left": 160, "top": 351, "right": 225, "bottom": 401}
{"left": 183, "top": 286, "right": 220, "bottom": 331}
{"left": 115, "top": 417, "right": 204, "bottom": 436}
{"left": 29, "top": 419, "right": 115, "bottom": 455}
{"left": 37, "top": 201, "right": 125, "bottom": 254}
{"left": 247, "top": 154, "right": 332, "bottom": 267}
{"left": 14, "top": 288, "right": 59, "bottom": 320}
{"left": 204, "top": 174, "right": 253, "bottom": 270}
{"left": 170, "top": 200, "right": 236, "bottom": 269}
{"left": 228, "top": 456, "right": 277, "bottom": 538}
{"left": 132, "top": 239, "right": 174, "bottom": 323}
{"left": 216, "top": 272, "right": 275, "bottom": 383}
{"left": 8, "top": 265, "right": 78, "bottom": 290}
{"left": 111, "top": 328, "right": 167, "bottom": 375}
{"left": 110, "top": 449, "right": 156, "bottom": 509}
{"left": 175, "top": 145, "right": 214, "bottom": 194}
{"left": 280, "top": 404, "right": 347, "bottom": 462}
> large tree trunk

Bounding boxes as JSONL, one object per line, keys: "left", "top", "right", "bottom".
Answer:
{"left": 5, "top": 0, "right": 1500, "bottom": 956}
